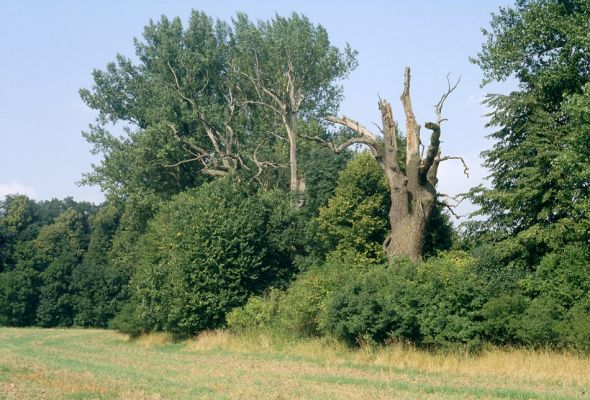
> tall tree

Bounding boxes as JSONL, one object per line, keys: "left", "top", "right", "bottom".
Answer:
{"left": 309, "top": 68, "right": 463, "bottom": 261}
{"left": 81, "top": 11, "right": 356, "bottom": 199}
{"left": 231, "top": 13, "right": 357, "bottom": 192}
{"left": 469, "top": 0, "right": 590, "bottom": 247}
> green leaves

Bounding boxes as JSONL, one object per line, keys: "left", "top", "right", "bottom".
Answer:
{"left": 469, "top": 0, "right": 590, "bottom": 248}
{"left": 131, "top": 178, "right": 299, "bottom": 335}
{"left": 81, "top": 10, "right": 357, "bottom": 200}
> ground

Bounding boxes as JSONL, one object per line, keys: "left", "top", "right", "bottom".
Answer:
{"left": 0, "top": 328, "right": 588, "bottom": 399}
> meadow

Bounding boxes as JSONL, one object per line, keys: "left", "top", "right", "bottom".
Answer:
{"left": 1, "top": 327, "right": 589, "bottom": 399}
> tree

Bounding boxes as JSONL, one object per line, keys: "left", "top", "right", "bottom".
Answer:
{"left": 310, "top": 68, "right": 463, "bottom": 261}
{"left": 33, "top": 209, "right": 91, "bottom": 327}
{"left": 81, "top": 11, "right": 356, "bottom": 199}
{"left": 80, "top": 12, "right": 237, "bottom": 199}
{"left": 469, "top": 0, "right": 590, "bottom": 247}
{"left": 231, "top": 13, "right": 357, "bottom": 192}
{"left": 316, "top": 152, "right": 390, "bottom": 264}
{"left": 130, "top": 178, "right": 299, "bottom": 335}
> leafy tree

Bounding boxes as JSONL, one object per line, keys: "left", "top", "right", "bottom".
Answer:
{"left": 81, "top": 11, "right": 356, "bottom": 200}
{"left": 81, "top": 12, "right": 239, "bottom": 199}
{"left": 316, "top": 152, "right": 390, "bottom": 264}
{"left": 0, "top": 261, "right": 41, "bottom": 326}
{"left": 469, "top": 0, "right": 590, "bottom": 247}
{"left": 232, "top": 13, "right": 357, "bottom": 192}
{"left": 34, "top": 209, "right": 92, "bottom": 327}
{"left": 130, "top": 178, "right": 299, "bottom": 335}
{"left": 71, "top": 202, "right": 127, "bottom": 327}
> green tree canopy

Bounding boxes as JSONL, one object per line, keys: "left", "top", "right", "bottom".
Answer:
{"left": 469, "top": 0, "right": 590, "bottom": 250}
{"left": 81, "top": 10, "right": 356, "bottom": 199}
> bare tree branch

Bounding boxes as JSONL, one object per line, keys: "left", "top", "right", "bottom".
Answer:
{"left": 422, "top": 74, "right": 461, "bottom": 176}
{"left": 400, "top": 67, "right": 421, "bottom": 158}
{"left": 434, "top": 73, "right": 461, "bottom": 124}
{"left": 325, "top": 115, "right": 378, "bottom": 142}
{"left": 440, "top": 155, "right": 470, "bottom": 177}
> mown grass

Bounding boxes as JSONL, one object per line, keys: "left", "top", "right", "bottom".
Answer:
{"left": 0, "top": 328, "right": 588, "bottom": 399}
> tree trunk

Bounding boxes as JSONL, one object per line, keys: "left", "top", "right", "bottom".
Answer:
{"left": 384, "top": 190, "right": 434, "bottom": 262}
{"left": 319, "top": 67, "right": 460, "bottom": 262}
{"left": 287, "top": 126, "right": 299, "bottom": 193}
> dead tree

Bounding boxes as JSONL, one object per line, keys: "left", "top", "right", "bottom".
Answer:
{"left": 306, "top": 67, "right": 464, "bottom": 262}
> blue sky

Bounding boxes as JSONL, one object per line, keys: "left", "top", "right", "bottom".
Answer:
{"left": 0, "top": 0, "right": 515, "bottom": 216}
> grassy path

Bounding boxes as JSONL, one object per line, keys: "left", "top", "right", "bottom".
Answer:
{"left": 0, "top": 328, "right": 588, "bottom": 399}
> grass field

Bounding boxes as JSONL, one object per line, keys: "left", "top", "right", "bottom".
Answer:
{"left": 0, "top": 328, "right": 589, "bottom": 399}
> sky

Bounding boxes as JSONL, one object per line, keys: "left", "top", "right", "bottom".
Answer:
{"left": 0, "top": 0, "right": 516, "bottom": 217}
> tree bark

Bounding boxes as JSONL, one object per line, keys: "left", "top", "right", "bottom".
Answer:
{"left": 315, "top": 67, "right": 459, "bottom": 262}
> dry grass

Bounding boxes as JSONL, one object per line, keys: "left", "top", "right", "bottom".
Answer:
{"left": 1, "top": 327, "right": 588, "bottom": 399}
{"left": 188, "top": 330, "right": 590, "bottom": 387}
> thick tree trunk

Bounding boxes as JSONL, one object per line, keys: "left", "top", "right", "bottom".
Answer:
{"left": 384, "top": 191, "right": 434, "bottom": 262}
{"left": 320, "top": 67, "right": 460, "bottom": 262}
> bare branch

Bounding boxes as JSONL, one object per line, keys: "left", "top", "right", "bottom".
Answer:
{"left": 248, "top": 145, "right": 287, "bottom": 179}
{"left": 438, "top": 201, "right": 463, "bottom": 219}
{"left": 400, "top": 66, "right": 421, "bottom": 158}
{"left": 241, "top": 100, "right": 283, "bottom": 115}
{"left": 325, "top": 115, "right": 378, "bottom": 142}
{"left": 167, "top": 62, "right": 197, "bottom": 108}
{"left": 304, "top": 114, "right": 381, "bottom": 157}
{"left": 165, "top": 122, "right": 209, "bottom": 157}
{"left": 234, "top": 66, "right": 285, "bottom": 111}
{"left": 162, "top": 155, "right": 208, "bottom": 169}
{"left": 440, "top": 156, "right": 470, "bottom": 177}
{"left": 434, "top": 73, "right": 461, "bottom": 124}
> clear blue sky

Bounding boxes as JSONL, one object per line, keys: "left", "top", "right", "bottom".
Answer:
{"left": 0, "top": 0, "right": 515, "bottom": 216}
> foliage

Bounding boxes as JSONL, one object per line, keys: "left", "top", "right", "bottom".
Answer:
{"left": 227, "top": 253, "right": 367, "bottom": 338}
{"left": 81, "top": 10, "right": 356, "bottom": 199}
{"left": 326, "top": 252, "right": 484, "bottom": 350}
{"left": 316, "top": 153, "right": 390, "bottom": 264}
{"left": 325, "top": 260, "right": 418, "bottom": 346}
{"left": 0, "top": 263, "right": 40, "bottom": 326}
{"left": 469, "top": 0, "right": 590, "bottom": 249}
{"left": 130, "top": 178, "right": 299, "bottom": 335}
{"left": 225, "top": 288, "right": 284, "bottom": 332}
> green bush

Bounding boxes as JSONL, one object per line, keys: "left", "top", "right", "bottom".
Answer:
{"left": 108, "top": 303, "right": 143, "bottom": 337}
{"left": 130, "top": 178, "right": 298, "bottom": 336}
{"left": 226, "top": 289, "right": 284, "bottom": 332}
{"left": 227, "top": 253, "right": 367, "bottom": 338}
{"left": 481, "top": 294, "right": 527, "bottom": 346}
{"left": 325, "top": 252, "right": 484, "bottom": 350}
{"left": 559, "top": 302, "right": 590, "bottom": 353}
{"left": 415, "top": 252, "right": 484, "bottom": 350}
{"left": 326, "top": 260, "right": 418, "bottom": 345}
{"left": 517, "top": 297, "right": 564, "bottom": 347}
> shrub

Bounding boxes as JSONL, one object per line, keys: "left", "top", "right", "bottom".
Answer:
{"left": 325, "top": 252, "right": 484, "bottom": 351}
{"left": 130, "top": 178, "right": 298, "bottom": 336}
{"left": 480, "top": 294, "right": 527, "bottom": 346}
{"left": 108, "top": 303, "right": 143, "bottom": 338}
{"left": 415, "top": 252, "right": 484, "bottom": 350}
{"left": 226, "top": 289, "right": 284, "bottom": 332}
{"left": 227, "top": 252, "right": 366, "bottom": 338}
{"left": 559, "top": 302, "right": 590, "bottom": 353}
{"left": 517, "top": 297, "right": 564, "bottom": 347}
{"left": 326, "top": 259, "right": 418, "bottom": 346}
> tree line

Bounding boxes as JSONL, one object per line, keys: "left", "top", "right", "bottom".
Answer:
{"left": 1, "top": 0, "right": 589, "bottom": 351}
